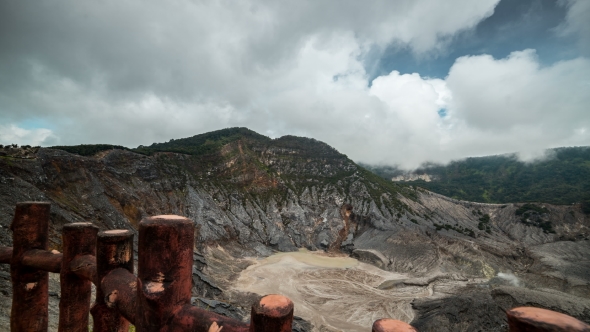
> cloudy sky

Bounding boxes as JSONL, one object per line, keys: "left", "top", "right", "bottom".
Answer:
{"left": 1, "top": 0, "right": 589, "bottom": 168}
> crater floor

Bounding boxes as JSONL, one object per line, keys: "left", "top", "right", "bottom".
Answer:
{"left": 230, "top": 249, "right": 479, "bottom": 332}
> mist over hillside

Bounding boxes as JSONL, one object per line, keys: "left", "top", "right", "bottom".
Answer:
{"left": 362, "top": 146, "right": 590, "bottom": 207}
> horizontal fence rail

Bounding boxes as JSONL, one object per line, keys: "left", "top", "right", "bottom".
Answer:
{"left": 0, "top": 202, "right": 589, "bottom": 332}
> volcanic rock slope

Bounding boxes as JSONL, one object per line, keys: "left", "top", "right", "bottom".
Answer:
{"left": 1, "top": 128, "right": 589, "bottom": 330}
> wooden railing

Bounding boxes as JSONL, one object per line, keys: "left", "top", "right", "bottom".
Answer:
{"left": 0, "top": 202, "right": 588, "bottom": 332}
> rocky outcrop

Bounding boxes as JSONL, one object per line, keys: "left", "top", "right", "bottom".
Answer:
{"left": 491, "top": 286, "right": 590, "bottom": 323}
{"left": 411, "top": 286, "right": 507, "bottom": 332}
{"left": 352, "top": 249, "right": 389, "bottom": 268}
{"left": 410, "top": 285, "right": 590, "bottom": 331}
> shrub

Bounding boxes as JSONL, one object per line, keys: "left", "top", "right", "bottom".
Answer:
{"left": 515, "top": 203, "right": 549, "bottom": 216}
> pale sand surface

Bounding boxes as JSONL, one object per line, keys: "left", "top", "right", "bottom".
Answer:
{"left": 231, "top": 250, "right": 432, "bottom": 332}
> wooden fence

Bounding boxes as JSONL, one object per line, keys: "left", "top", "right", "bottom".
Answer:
{"left": 0, "top": 202, "right": 588, "bottom": 332}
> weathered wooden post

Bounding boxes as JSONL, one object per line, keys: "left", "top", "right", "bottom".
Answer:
{"left": 249, "top": 294, "right": 294, "bottom": 332}
{"left": 136, "top": 215, "right": 195, "bottom": 331}
{"left": 506, "top": 307, "right": 590, "bottom": 332}
{"left": 10, "top": 201, "right": 51, "bottom": 332}
{"left": 372, "top": 319, "right": 418, "bottom": 332}
{"left": 135, "top": 215, "right": 251, "bottom": 331}
{"left": 58, "top": 222, "right": 99, "bottom": 332}
{"left": 91, "top": 229, "right": 135, "bottom": 332}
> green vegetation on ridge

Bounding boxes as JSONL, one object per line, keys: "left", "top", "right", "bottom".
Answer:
{"left": 134, "top": 127, "right": 270, "bottom": 156}
{"left": 48, "top": 128, "right": 414, "bottom": 213}
{"left": 49, "top": 144, "right": 130, "bottom": 156}
{"left": 367, "top": 147, "right": 590, "bottom": 206}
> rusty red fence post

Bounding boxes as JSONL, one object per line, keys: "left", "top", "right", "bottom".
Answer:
{"left": 136, "top": 215, "right": 195, "bottom": 331}
{"left": 10, "top": 201, "right": 51, "bottom": 332}
{"left": 91, "top": 229, "right": 135, "bottom": 332}
{"left": 507, "top": 307, "right": 590, "bottom": 332}
{"left": 249, "top": 294, "right": 294, "bottom": 332}
{"left": 139, "top": 214, "right": 249, "bottom": 332}
{"left": 58, "top": 222, "right": 99, "bottom": 332}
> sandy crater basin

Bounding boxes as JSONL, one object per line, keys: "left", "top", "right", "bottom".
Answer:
{"left": 231, "top": 250, "right": 433, "bottom": 332}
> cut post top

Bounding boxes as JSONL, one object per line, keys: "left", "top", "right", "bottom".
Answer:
{"left": 372, "top": 319, "right": 417, "bottom": 332}
{"left": 140, "top": 215, "right": 193, "bottom": 227}
{"left": 507, "top": 307, "right": 590, "bottom": 331}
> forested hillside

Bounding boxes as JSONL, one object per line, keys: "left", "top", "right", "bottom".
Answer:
{"left": 366, "top": 147, "right": 590, "bottom": 206}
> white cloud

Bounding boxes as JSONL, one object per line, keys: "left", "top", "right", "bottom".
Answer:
{"left": 356, "top": 50, "right": 590, "bottom": 168}
{"left": 447, "top": 49, "right": 590, "bottom": 131}
{"left": 0, "top": 125, "right": 56, "bottom": 146}
{"left": 558, "top": 0, "right": 590, "bottom": 55}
